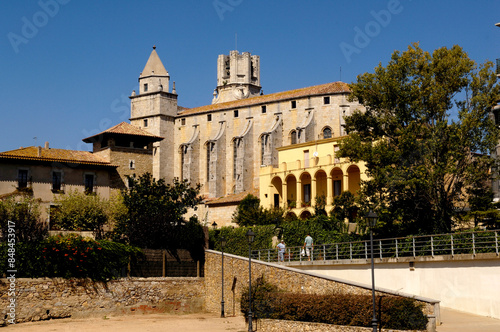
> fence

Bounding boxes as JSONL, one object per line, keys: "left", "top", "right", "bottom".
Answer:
{"left": 252, "top": 230, "right": 499, "bottom": 263}
{"left": 130, "top": 249, "right": 204, "bottom": 277}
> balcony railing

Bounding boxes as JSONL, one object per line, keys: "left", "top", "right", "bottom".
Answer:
{"left": 251, "top": 230, "right": 499, "bottom": 263}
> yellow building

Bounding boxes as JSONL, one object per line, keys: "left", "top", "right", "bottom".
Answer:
{"left": 259, "top": 137, "right": 368, "bottom": 219}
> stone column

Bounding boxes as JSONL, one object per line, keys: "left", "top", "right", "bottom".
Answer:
{"left": 327, "top": 175, "right": 333, "bottom": 206}
{"left": 297, "top": 180, "right": 302, "bottom": 208}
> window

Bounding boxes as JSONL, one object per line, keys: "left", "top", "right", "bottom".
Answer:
{"left": 84, "top": 174, "right": 94, "bottom": 194}
{"left": 181, "top": 118, "right": 186, "bottom": 125}
{"left": 323, "top": 127, "right": 332, "bottom": 139}
{"left": 324, "top": 96, "right": 330, "bottom": 105}
{"left": 143, "top": 119, "right": 148, "bottom": 127}
{"left": 334, "top": 180, "right": 341, "bottom": 196}
{"left": 261, "top": 136, "right": 266, "bottom": 166}
{"left": 52, "top": 171, "right": 62, "bottom": 192}
{"left": 291, "top": 100, "right": 297, "bottom": 109}
{"left": 303, "top": 184, "right": 311, "bottom": 203}
{"left": 291, "top": 130, "right": 297, "bottom": 145}
{"left": 234, "top": 110, "right": 239, "bottom": 118}
{"left": 129, "top": 160, "right": 135, "bottom": 170}
{"left": 304, "top": 150, "right": 309, "bottom": 168}
{"left": 233, "top": 140, "right": 238, "bottom": 179}
{"left": 18, "top": 169, "right": 28, "bottom": 188}
{"left": 207, "top": 114, "right": 212, "bottom": 122}
{"left": 206, "top": 143, "right": 212, "bottom": 182}
{"left": 143, "top": 83, "right": 148, "bottom": 92}
{"left": 261, "top": 105, "right": 267, "bottom": 114}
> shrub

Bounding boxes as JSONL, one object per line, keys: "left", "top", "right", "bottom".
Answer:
{"left": 0, "top": 234, "right": 141, "bottom": 280}
{"left": 240, "top": 277, "right": 428, "bottom": 330}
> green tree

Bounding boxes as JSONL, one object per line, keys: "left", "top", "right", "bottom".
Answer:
{"left": 115, "top": 173, "right": 203, "bottom": 249}
{"left": 339, "top": 43, "right": 500, "bottom": 235}
{"left": 51, "top": 190, "right": 110, "bottom": 239}
{"left": 232, "top": 194, "right": 284, "bottom": 227}
{"left": 0, "top": 194, "right": 47, "bottom": 243}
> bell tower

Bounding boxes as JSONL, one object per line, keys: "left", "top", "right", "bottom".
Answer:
{"left": 212, "top": 50, "right": 261, "bottom": 104}
{"left": 130, "top": 46, "right": 178, "bottom": 181}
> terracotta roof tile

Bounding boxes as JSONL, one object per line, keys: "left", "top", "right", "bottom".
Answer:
{"left": 0, "top": 146, "right": 115, "bottom": 167}
{"left": 82, "top": 122, "right": 163, "bottom": 142}
{"left": 206, "top": 188, "right": 259, "bottom": 205}
{"left": 178, "top": 82, "right": 350, "bottom": 116}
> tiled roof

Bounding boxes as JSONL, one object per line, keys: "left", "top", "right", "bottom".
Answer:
{"left": 0, "top": 146, "right": 115, "bottom": 167}
{"left": 205, "top": 188, "right": 259, "bottom": 205}
{"left": 178, "top": 81, "right": 350, "bottom": 116}
{"left": 82, "top": 122, "right": 163, "bottom": 142}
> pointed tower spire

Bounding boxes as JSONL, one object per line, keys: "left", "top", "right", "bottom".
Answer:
{"left": 139, "top": 46, "right": 170, "bottom": 93}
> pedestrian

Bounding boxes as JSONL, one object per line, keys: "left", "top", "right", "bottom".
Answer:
{"left": 277, "top": 240, "right": 286, "bottom": 262}
{"left": 303, "top": 234, "right": 314, "bottom": 261}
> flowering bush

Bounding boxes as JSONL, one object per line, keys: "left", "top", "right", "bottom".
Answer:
{"left": 0, "top": 234, "right": 141, "bottom": 280}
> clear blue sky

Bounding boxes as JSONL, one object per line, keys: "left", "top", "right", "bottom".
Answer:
{"left": 1, "top": 0, "right": 499, "bottom": 152}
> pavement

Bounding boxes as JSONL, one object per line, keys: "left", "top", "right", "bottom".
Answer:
{"left": 437, "top": 307, "right": 500, "bottom": 332}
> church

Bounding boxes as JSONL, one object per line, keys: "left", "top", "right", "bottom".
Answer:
{"left": 0, "top": 47, "right": 367, "bottom": 227}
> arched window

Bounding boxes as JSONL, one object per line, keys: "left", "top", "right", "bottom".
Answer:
{"left": 323, "top": 127, "right": 332, "bottom": 139}
{"left": 291, "top": 130, "right": 297, "bottom": 145}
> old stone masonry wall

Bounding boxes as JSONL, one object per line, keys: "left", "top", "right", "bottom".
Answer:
{"left": 204, "top": 250, "right": 438, "bottom": 331}
{"left": 0, "top": 277, "right": 204, "bottom": 325}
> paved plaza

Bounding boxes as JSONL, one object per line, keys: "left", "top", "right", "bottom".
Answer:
{"left": 2, "top": 307, "right": 500, "bottom": 332}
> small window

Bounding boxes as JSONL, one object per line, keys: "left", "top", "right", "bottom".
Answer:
{"left": 129, "top": 160, "right": 135, "bottom": 170}
{"left": 143, "top": 83, "right": 148, "bottom": 92}
{"left": 291, "top": 100, "right": 297, "bottom": 109}
{"left": 143, "top": 119, "right": 148, "bottom": 127}
{"left": 291, "top": 130, "right": 297, "bottom": 145}
{"left": 323, "top": 127, "right": 332, "bottom": 139}
{"left": 261, "top": 105, "right": 267, "bottom": 114}
{"left": 52, "top": 171, "right": 62, "bottom": 191}
{"left": 324, "top": 96, "right": 330, "bottom": 105}
{"left": 18, "top": 169, "right": 28, "bottom": 188}
{"left": 207, "top": 114, "right": 212, "bottom": 122}
{"left": 84, "top": 174, "right": 94, "bottom": 194}
{"left": 181, "top": 118, "right": 186, "bottom": 125}
{"left": 234, "top": 110, "right": 239, "bottom": 118}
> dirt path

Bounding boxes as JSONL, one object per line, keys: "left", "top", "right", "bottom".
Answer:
{"left": 2, "top": 313, "right": 248, "bottom": 332}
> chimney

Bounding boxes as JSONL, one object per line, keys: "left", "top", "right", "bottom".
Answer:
{"left": 44, "top": 141, "right": 49, "bottom": 149}
{"left": 37, "top": 146, "right": 42, "bottom": 157}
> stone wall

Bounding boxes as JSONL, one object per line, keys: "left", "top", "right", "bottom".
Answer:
{"left": 0, "top": 277, "right": 204, "bottom": 325}
{"left": 204, "top": 250, "right": 438, "bottom": 331}
{"left": 257, "top": 319, "right": 426, "bottom": 332}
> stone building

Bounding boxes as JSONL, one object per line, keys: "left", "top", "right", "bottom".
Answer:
{"left": 128, "top": 47, "right": 365, "bottom": 225}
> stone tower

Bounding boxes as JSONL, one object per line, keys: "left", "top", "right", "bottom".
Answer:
{"left": 129, "top": 46, "right": 178, "bottom": 181}
{"left": 212, "top": 50, "right": 261, "bottom": 104}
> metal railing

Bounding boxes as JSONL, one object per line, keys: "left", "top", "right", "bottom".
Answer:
{"left": 252, "top": 230, "right": 499, "bottom": 263}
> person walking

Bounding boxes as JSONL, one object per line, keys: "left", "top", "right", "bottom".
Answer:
{"left": 277, "top": 240, "right": 286, "bottom": 262}
{"left": 303, "top": 234, "right": 314, "bottom": 261}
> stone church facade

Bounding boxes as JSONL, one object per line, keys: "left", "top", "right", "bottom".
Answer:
{"left": 129, "top": 48, "right": 365, "bottom": 224}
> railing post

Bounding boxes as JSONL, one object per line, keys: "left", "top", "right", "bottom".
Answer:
{"left": 379, "top": 240, "right": 382, "bottom": 259}
{"left": 323, "top": 245, "right": 326, "bottom": 261}
{"left": 350, "top": 243, "right": 353, "bottom": 260}
{"left": 431, "top": 236, "right": 434, "bottom": 257}
{"left": 267, "top": 250, "right": 270, "bottom": 262}
{"left": 412, "top": 236, "right": 416, "bottom": 258}
{"left": 336, "top": 244, "right": 339, "bottom": 261}
{"left": 395, "top": 239, "right": 398, "bottom": 259}
{"left": 258, "top": 250, "right": 261, "bottom": 261}
{"left": 451, "top": 234, "right": 454, "bottom": 257}
{"left": 300, "top": 247, "right": 302, "bottom": 262}
{"left": 473, "top": 232, "right": 476, "bottom": 256}
{"left": 365, "top": 241, "right": 368, "bottom": 260}
{"left": 496, "top": 231, "right": 498, "bottom": 256}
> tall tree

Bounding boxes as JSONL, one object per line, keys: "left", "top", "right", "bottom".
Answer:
{"left": 339, "top": 43, "right": 500, "bottom": 235}
{"left": 115, "top": 173, "right": 203, "bottom": 249}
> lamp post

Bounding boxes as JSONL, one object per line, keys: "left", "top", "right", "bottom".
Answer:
{"left": 246, "top": 229, "right": 255, "bottom": 332}
{"left": 365, "top": 209, "right": 379, "bottom": 332}
{"left": 220, "top": 236, "right": 226, "bottom": 318}
{"left": 212, "top": 221, "right": 218, "bottom": 230}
